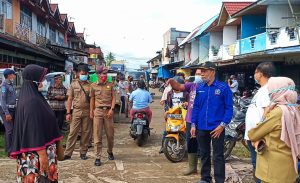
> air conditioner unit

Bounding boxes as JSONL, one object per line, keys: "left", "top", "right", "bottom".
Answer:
{"left": 0, "top": 14, "right": 5, "bottom": 33}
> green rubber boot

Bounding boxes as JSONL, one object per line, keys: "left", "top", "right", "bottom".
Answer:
{"left": 183, "top": 153, "right": 197, "bottom": 176}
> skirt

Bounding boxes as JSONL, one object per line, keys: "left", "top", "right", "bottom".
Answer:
{"left": 16, "top": 143, "right": 58, "bottom": 183}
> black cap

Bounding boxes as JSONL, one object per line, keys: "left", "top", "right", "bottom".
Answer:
{"left": 3, "top": 69, "right": 15, "bottom": 77}
{"left": 199, "top": 61, "right": 217, "bottom": 70}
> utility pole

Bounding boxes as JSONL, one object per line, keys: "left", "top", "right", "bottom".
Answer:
{"left": 287, "top": 0, "right": 300, "bottom": 44}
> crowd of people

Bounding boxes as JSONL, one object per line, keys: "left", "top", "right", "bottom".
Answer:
{"left": 161, "top": 61, "right": 300, "bottom": 183}
{"left": 0, "top": 60, "right": 299, "bottom": 183}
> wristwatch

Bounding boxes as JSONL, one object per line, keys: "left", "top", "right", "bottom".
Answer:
{"left": 220, "top": 122, "right": 227, "bottom": 128}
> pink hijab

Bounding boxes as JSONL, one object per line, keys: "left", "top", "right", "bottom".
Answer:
{"left": 268, "top": 77, "right": 300, "bottom": 173}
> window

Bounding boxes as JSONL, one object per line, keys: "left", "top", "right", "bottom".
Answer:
{"left": 37, "top": 18, "right": 45, "bottom": 36}
{"left": 20, "top": 5, "right": 32, "bottom": 29}
{"left": 237, "top": 25, "right": 241, "bottom": 40}
{"left": 58, "top": 33, "right": 64, "bottom": 46}
{"left": 0, "top": 0, "right": 12, "bottom": 19}
{"left": 49, "top": 26, "right": 56, "bottom": 43}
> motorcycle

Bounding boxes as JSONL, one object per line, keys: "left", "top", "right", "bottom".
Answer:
{"left": 129, "top": 111, "right": 150, "bottom": 146}
{"left": 162, "top": 104, "right": 187, "bottom": 163}
{"left": 224, "top": 98, "right": 251, "bottom": 160}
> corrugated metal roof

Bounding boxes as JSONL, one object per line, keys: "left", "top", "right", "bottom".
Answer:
{"left": 179, "top": 15, "right": 219, "bottom": 47}
{"left": 224, "top": 2, "right": 253, "bottom": 16}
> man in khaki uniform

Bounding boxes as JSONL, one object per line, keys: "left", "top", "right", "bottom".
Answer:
{"left": 64, "top": 64, "right": 92, "bottom": 160}
{"left": 90, "top": 66, "right": 116, "bottom": 166}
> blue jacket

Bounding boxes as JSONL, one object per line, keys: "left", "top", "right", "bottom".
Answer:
{"left": 191, "top": 79, "right": 233, "bottom": 130}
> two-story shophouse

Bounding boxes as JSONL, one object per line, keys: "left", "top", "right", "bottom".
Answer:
{"left": 0, "top": 0, "right": 88, "bottom": 71}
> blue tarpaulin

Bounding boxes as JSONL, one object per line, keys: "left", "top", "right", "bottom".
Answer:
{"left": 157, "top": 66, "right": 173, "bottom": 79}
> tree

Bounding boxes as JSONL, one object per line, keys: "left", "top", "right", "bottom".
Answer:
{"left": 105, "top": 52, "right": 116, "bottom": 66}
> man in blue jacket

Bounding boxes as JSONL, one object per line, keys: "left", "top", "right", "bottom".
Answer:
{"left": 191, "top": 61, "right": 233, "bottom": 183}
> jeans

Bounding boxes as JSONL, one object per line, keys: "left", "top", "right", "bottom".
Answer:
{"left": 247, "top": 140, "right": 261, "bottom": 183}
{"left": 121, "top": 96, "right": 126, "bottom": 113}
{"left": 197, "top": 130, "right": 225, "bottom": 183}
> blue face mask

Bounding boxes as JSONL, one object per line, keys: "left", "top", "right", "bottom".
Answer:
{"left": 254, "top": 75, "right": 259, "bottom": 84}
{"left": 194, "top": 76, "right": 202, "bottom": 83}
{"left": 79, "top": 75, "right": 88, "bottom": 81}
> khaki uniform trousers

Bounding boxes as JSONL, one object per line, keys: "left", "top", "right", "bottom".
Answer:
{"left": 65, "top": 109, "right": 92, "bottom": 156}
{"left": 94, "top": 108, "right": 114, "bottom": 159}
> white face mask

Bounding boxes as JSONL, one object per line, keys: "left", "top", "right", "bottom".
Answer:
{"left": 194, "top": 75, "right": 202, "bottom": 83}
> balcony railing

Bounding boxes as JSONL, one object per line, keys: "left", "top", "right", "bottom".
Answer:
{"left": 240, "top": 32, "right": 266, "bottom": 54}
{"left": 14, "top": 23, "right": 31, "bottom": 42}
{"left": 36, "top": 33, "right": 47, "bottom": 46}
{"left": 266, "top": 26, "right": 300, "bottom": 50}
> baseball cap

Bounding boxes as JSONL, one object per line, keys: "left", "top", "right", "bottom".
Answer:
{"left": 199, "top": 61, "right": 217, "bottom": 70}
{"left": 3, "top": 69, "right": 15, "bottom": 77}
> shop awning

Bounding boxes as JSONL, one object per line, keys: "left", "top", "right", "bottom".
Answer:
{"left": 157, "top": 66, "right": 173, "bottom": 79}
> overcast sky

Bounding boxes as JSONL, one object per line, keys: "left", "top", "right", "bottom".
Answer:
{"left": 51, "top": 0, "right": 255, "bottom": 69}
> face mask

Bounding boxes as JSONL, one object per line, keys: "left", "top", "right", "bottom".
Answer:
{"left": 254, "top": 75, "right": 259, "bottom": 84}
{"left": 9, "top": 79, "right": 14, "bottom": 83}
{"left": 100, "top": 75, "right": 108, "bottom": 82}
{"left": 194, "top": 76, "right": 202, "bottom": 83}
{"left": 79, "top": 75, "right": 88, "bottom": 81}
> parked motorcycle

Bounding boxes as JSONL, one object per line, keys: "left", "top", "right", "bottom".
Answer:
{"left": 162, "top": 105, "right": 187, "bottom": 163}
{"left": 224, "top": 98, "right": 251, "bottom": 160}
{"left": 129, "top": 112, "right": 150, "bottom": 146}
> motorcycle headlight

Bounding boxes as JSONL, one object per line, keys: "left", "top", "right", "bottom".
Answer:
{"left": 169, "top": 124, "right": 182, "bottom": 132}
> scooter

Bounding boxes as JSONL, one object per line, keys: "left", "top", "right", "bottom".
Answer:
{"left": 224, "top": 98, "right": 250, "bottom": 160}
{"left": 162, "top": 104, "right": 187, "bottom": 163}
{"left": 129, "top": 111, "right": 150, "bottom": 147}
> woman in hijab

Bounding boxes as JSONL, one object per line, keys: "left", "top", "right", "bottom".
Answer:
{"left": 248, "top": 77, "right": 300, "bottom": 183}
{"left": 10, "top": 64, "right": 63, "bottom": 183}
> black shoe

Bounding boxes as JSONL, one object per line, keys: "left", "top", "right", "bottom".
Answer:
{"left": 95, "top": 159, "right": 101, "bottom": 166}
{"left": 159, "top": 147, "right": 164, "bottom": 154}
{"left": 107, "top": 151, "right": 114, "bottom": 160}
{"left": 80, "top": 154, "right": 88, "bottom": 160}
{"left": 63, "top": 155, "right": 71, "bottom": 161}
{"left": 88, "top": 144, "right": 93, "bottom": 148}
{"left": 77, "top": 136, "right": 81, "bottom": 141}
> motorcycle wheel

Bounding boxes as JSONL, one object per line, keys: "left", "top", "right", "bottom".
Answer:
{"left": 136, "top": 135, "right": 144, "bottom": 147}
{"left": 224, "top": 137, "right": 236, "bottom": 160}
{"left": 163, "top": 137, "right": 186, "bottom": 163}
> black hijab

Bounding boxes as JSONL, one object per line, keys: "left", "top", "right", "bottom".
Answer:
{"left": 10, "top": 64, "right": 62, "bottom": 158}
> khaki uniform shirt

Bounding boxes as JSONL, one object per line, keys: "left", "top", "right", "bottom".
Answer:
{"left": 90, "top": 82, "right": 115, "bottom": 108}
{"left": 248, "top": 107, "right": 298, "bottom": 183}
{"left": 67, "top": 80, "right": 90, "bottom": 112}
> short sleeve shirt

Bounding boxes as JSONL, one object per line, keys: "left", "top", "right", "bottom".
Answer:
{"left": 129, "top": 88, "right": 152, "bottom": 110}
{"left": 245, "top": 85, "right": 270, "bottom": 140}
{"left": 90, "top": 82, "right": 114, "bottom": 108}
{"left": 67, "top": 80, "right": 90, "bottom": 110}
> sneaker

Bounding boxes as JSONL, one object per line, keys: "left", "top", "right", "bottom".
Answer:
{"left": 80, "top": 154, "right": 88, "bottom": 160}
{"left": 107, "top": 151, "right": 114, "bottom": 160}
{"left": 63, "top": 155, "right": 71, "bottom": 161}
{"left": 94, "top": 159, "right": 101, "bottom": 166}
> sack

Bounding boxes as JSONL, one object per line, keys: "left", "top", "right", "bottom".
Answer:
{"left": 56, "top": 140, "right": 65, "bottom": 161}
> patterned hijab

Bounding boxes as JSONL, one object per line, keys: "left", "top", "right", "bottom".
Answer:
{"left": 268, "top": 77, "right": 300, "bottom": 173}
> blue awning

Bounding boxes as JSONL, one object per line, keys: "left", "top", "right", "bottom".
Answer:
{"left": 265, "top": 45, "right": 300, "bottom": 55}
{"left": 179, "top": 15, "right": 218, "bottom": 46}
{"left": 157, "top": 67, "right": 173, "bottom": 79}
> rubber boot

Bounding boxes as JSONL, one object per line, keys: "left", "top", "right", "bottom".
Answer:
{"left": 183, "top": 153, "right": 197, "bottom": 175}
